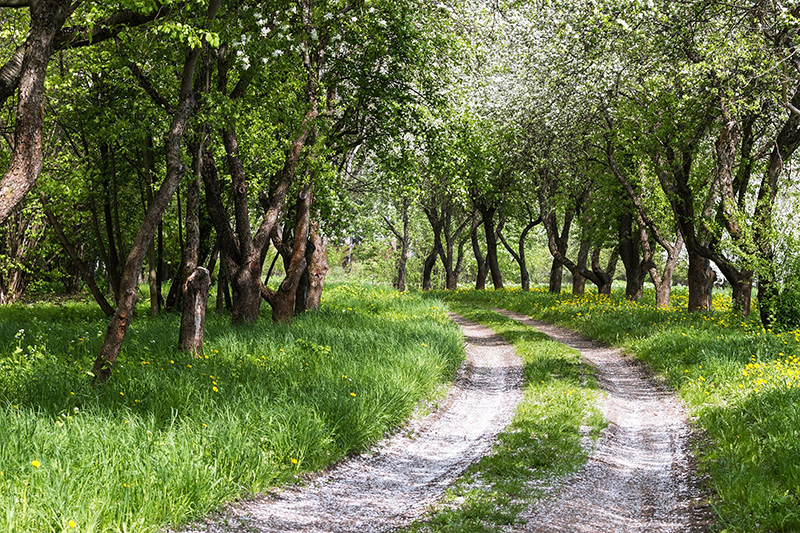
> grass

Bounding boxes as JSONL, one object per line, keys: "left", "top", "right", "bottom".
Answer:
{"left": 405, "top": 305, "right": 605, "bottom": 532}
{"left": 0, "top": 283, "right": 463, "bottom": 533}
{"left": 433, "top": 285, "right": 800, "bottom": 533}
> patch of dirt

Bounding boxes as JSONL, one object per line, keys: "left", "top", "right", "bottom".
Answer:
{"left": 176, "top": 313, "right": 524, "bottom": 533}
{"left": 495, "top": 309, "right": 713, "bottom": 533}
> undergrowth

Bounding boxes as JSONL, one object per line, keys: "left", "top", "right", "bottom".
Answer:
{"left": 435, "top": 286, "right": 800, "bottom": 533}
{"left": 406, "top": 305, "right": 604, "bottom": 532}
{"left": 0, "top": 284, "right": 462, "bottom": 533}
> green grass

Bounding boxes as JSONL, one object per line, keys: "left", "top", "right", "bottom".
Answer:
{"left": 433, "top": 286, "right": 800, "bottom": 533}
{"left": 0, "top": 284, "right": 463, "bottom": 532}
{"left": 405, "top": 305, "right": 604, "bottom": 532}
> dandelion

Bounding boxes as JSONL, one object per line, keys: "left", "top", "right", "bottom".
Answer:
{"left": 212, "top": 386, "right": 219, "bottom": 392}
{"left": 68, "top": 520, "right": 76, "bottom": 528}
{"left": 350, "top": 392, "right": 356, "bottom": 397}
{"left": 31, "top": 460, "right": 41, "bottom": 468}
{"left": 291, "top": 458, "right": 298, "bottom": 464}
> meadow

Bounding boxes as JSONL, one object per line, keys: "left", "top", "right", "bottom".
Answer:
{"left": 0, "top": 284, "right": 463, "bottom": 532}
{"left": 435, "top": 286, "right": 800, "bottom": 533}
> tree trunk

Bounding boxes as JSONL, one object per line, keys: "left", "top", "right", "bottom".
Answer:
{"left": 687, "top": 248, "right": 714, "bottom": 312}
{"left": 572, "top": 239, "right": 590, "bottom": 296}
{"left": 0, "top": 1, "right": 73, "bottom": 224}
{"left": 304, "top": 219, "right": 328, "bottom": 311}
{"left": 264, "top": 185, "right": 312, "bottom": 322}
{"left": 178, "top": 141, "right": 204, "bottom": 347}
{"left": 397, "top": 207, "right": 409, "bottom": 292}
{"left": 143, "top": 135, "right": 159, "bottom": 317}
{"left": 619, "top": 211, "right": 646, "bottom": 300}
{"left": 178, "top": 266, "right": 211, "bottom": 355}
{"left": 216, "top": 247, "right": 231, "bottom": 314}
{"left": 384, "top": 199, "right": 409, "bottom": 292}
{"left": 91, "top": 18, "right": 213, "bottom": 382}
{"left": 547, "top": 209, "right": 572, "bottom": 293}
{"left": 549, "top": 259, "right": 563, "bottom": 293}
{"left": 479, "top": 203, "right": 503, "bottom": 289}
{"left": 471, "top": 212, "right": 488, "bottom": 290}
{"left": 422, "top": 247, "right": 437, "bottom": 291}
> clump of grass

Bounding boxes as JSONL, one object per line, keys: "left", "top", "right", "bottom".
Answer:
{"left": 436, "top": 286, "right": 800, "bottom": 532}
{"left": 0, "top": 284, "right": 462, "bottom": 532}
{"left": 405, "top": 305, "right": 604, "bottom": 532}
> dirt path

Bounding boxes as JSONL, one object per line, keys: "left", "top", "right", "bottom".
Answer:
{"left": 178, "top": 314, "right": 523, "bottom": 533}
{"left": 495, "top": 309, "right": 712, "bottom": 533}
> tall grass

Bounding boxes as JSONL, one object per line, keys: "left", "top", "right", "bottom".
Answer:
{"left": 0, "top": 284, "right": 463, "bottom": 532}
{"left": 436, "top": 286, "right": 800, "bottom": 532}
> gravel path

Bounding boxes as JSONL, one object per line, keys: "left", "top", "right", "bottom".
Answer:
{"left": 495, "top": 309, "right": 712, "bottom": 533}
{"left": 177, "top": 313, "right": 524, "bottom": 533}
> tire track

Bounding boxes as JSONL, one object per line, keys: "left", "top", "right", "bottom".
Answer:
{"left": 495, "top": 309, "right": 712, "bottom": 533}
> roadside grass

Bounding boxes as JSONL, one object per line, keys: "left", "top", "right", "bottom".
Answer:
{"left": 405, "top": 305, "right": 605, "bottom": 532}
{"left": 436, "top": 286, "right": 800, "bottom": 533}
{"left": 0, "top": 284, "right": 463, "bottom": 533}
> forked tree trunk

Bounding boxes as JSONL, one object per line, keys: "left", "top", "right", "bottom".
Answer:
{"left": 572, "top": 240, "right": 590, "bottom": 296}
{"left": 619, "top": 211, "right": 647, "bottom": 300}
{"left": 479, "top": 203, "right": 503, "bottom": 289}
{"left": 264, "top": 186, "right": 312, "bottom": 322}
{"left": 548, "top": 209, "right": 573, "bottom": 293}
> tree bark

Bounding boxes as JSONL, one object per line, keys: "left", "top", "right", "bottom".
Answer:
{"left": 572, "top": 238, "right": 590, "bottom": 296}
{"left": 618, "top": 211, "right": 647, "bottom": 300}
{"left": 687, "top": 247, "right": 714, "bottom": 312}
{"left": 478, "top": 203, "right": 503, "bottom": 289}
{"left": 422, "top": 247, "right": 438, "bottom": 291}
{"left": 178, "top": 266, "right": 211, "bottom": 355}
{"left": 304, "top": 219, "right": 328, "bottom": 311}
{"left": 0, "top": 1, "right": 73, "bottom": 224}
{"left": 471, "top": 211, "right": 488, "bottom": 290}
{"left": 144, "top": 134, "right": 160, "bottom": 317}
{"left": 548, "top": 209, "right": 573, "bottom": 293}
{"left": 178, "top": 140, "right": 204, "bottom": 349}
{"left": 263, "top": 185, "right": 312, "bottom": 322}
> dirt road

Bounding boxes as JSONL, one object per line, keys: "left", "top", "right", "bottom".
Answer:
{"left": 496, "top": 309, "right": 711, "bottom": 532}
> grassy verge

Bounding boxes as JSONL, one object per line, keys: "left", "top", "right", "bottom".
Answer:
{"left": 435, "top": 286, "right": 800, "bottom": 532}
{"left": 0, "top": 284, "right": 463, "bottom": 533}
{"left": 405, "top": 305, "right": 604, "bottom": 532}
